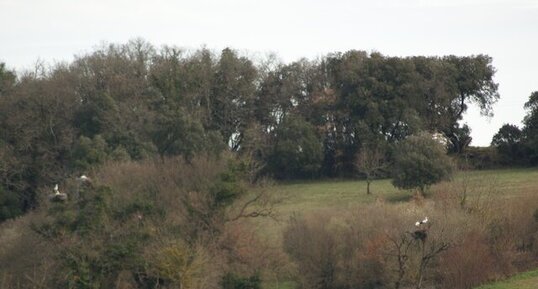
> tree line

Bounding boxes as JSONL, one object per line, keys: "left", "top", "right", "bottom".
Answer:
{"left": 492, "top": 91, "right": 538, "bottom": 165}
{"left": 0, "top": 39, "right": 499, "bottom": 221}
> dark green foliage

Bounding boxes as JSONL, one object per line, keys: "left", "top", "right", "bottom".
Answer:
{"left": 490, "top": 91, "right": 538, "bottom": 166}
{"left": 443, "top": 55, "right": 499, "bottom": 118}
{"left": 0, "top": 62, "right": 16, "bottom": 97}
{"left": 392, "top": 132, "right": 454, "bottom": 194}
{"left": 492, "top": 124, "right": 527, "bottom": 165}
{"left": 74, "top": 186, "right": 112, "bottom": 235}
{"left": 267, "top": 116, "right": 323, "bottom": 179}
{"left": 210, "top": 48, "right": 258, "bottom": 150}
{"left": 213, "top": 167, "right": 247, "bottom": 206}
{"left": 445, "top": 123, "right": 472, "bottom": 154}
{"left": 32, "top": 183, "right": 155, "bottom": 289}
{"left": 459, "top": 146, "right": 500, "bottom": 169}
{"left": 214, "top": 173, "right": 245, "bottom": 205}
{"left": 152, "top": 107, "right": 224, "bottom": 158}
{"left": 71, "top": 135, "right": 108, "bottom": 170}
{"left": 523, "top": 91, "right": 538, "bottom": 164}
{"left": 0, "top": 187, "right": 22, "bottom": 221}
{"left": 109, "top": 145, "right": 131, "bottom": 162}
{"left": 73, "top": 92, "right": 119, "bottom": 138}
{"left": 221, "top": 273, "right": 261, "bottom": 289}
{"left": 0, "top": 42, "right": 502, "bottom": 221}
{"left": 62, "top": 252, "right": 95, "bottom": 289}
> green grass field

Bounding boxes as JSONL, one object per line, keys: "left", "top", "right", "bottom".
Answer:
{"left": 266, "top": 167, "right": 538, "bottom": 216}
{"left": 474, "top": 269, "right": 538, "bottom": 289}
{"left": 251, "top": 168, "right": 538, "bottom": 239}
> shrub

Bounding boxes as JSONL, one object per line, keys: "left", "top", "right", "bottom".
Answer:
{"left": 392, "top": 132, "right": 454, "bottom": 195}
{"left": 283, "top": 213, "right": 341, "bottom": 289}
{"left": 71, "top": 135, "right": 108, "bottom": 170}
{"left": 437, "top": 233, "right": 497, "bottom": 289}
{"left": 458, "top": 146, "right": 500, "bottom": 169}
{"left": 148, "top": 241, "right": 209, "bottom": 289}
{"left": 0, "top": 187, "right": 22, "bottom": 221}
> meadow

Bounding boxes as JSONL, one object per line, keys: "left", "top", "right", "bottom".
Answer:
{"left": 271, "top": 168, "right": 538, "bottom": 210}
{"left": 249, "top": 168, "right": 538, "bottom": 289}
{"left": 251, "top": 168, "right": 538, "bottom": 236}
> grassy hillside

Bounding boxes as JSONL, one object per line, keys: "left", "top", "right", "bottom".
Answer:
{"left": 253, "top": 166, "right": 538, "bottom": 243}
{"left": 474, "top": 269, "right": 538, "bottom": 289}
{"left": 265, "top": 167, "right": 538, "bottom": 217}
{"left": 249, "top": 168, "right": 538, "bottom": 238}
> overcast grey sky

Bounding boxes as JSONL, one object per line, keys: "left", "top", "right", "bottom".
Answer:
{"left": 1, "top": 0, "right": 537, "bottom": 146}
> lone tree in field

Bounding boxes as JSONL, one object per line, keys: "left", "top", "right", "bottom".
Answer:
{"left": 391, "top": 132, "right": 454, "bottom": 196}
{"left": 355, "top": 146, "right": 387, "bottom": 194}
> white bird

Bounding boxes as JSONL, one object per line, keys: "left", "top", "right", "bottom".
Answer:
{"left": 78, "top": 175, "right": 90, "bottom": 182}
{"left": 415, "top": 217, "right": 428, "bottom": 227}
{"left": 49, "top": 184, "right": 67, "bottom": 202}
{"left": 77, "top": 175, "right": 93, "bottom": 188}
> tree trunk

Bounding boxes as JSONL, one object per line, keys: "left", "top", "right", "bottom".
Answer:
{"left": 416, "top": 239, "right": 427, "bottom": 289}
{"left": 416, "top": 268, "right": 424, "bottom": 289}
{"left": 366, "top": 179, "right": 371, "bottom": 195}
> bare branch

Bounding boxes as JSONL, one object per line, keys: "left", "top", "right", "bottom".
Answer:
{"left": 226, "top": 187, "right": 278, "bottom": 222}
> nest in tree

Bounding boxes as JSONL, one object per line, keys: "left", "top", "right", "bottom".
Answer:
{"left": 412, "top": 229, "right": 428, "bottom": 241}
{"left": 78, "top": 176, "right": 93, "bottom": 188}
{"left": 49, "top": 193, "right": 68, "bottom": 202}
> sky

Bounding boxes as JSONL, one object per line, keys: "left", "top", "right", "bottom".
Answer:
{"left": 1, "top": 0, "right": 537, "bottom": 146}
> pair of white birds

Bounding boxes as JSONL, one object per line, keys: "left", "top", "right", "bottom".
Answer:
{"left": 415, "top": 217, "right": 428, "bottom": 227}
{"left": 52, "top": 175, "right": 90, "bottom": 196}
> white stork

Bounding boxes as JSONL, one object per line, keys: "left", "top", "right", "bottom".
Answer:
{"left": 415, "top": 217, "right": 428, "bottom": 227}
{"left": 77, "top": 175, "right": 91, "bottom": 182}
{"left": 77, "top": 174, "right": 93, "bottom": 189}
{"left": 49, "top": 184, "right": 67, "bottom": 202}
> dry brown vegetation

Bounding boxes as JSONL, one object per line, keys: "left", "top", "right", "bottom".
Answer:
{"left": 0, "top": 159, "right": 537, "bottom": 289}
{"left": 282, "top": 179, "right": 538, "bottom": 289}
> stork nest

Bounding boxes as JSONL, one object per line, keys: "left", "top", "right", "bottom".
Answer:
{"left": 49, "top": 193, "right": 68, "bottom": 202}
{"left": 412, "top": 229, "right": 427, "bottom": 241}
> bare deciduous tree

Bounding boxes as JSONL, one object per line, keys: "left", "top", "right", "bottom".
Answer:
{"left": 385, "top": 224, "right": 452, "bottom": 289}
{"left": 355, "top": 147, "right": 387, "bottom": 194}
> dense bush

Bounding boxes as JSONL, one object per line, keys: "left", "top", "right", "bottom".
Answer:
{"left": 266, "top": 116, "right": 323, "bottom": 179}
{"left": 283, "top": 188, "right": 538, "bottom": 289}
{"left": 0, "top": 155, "right": 282, "bottom": 289}
{"left": 392, "top": 132, "right": 454, "bottom": 195}
{"left": 458, "top": 146, "right": 500, "bottom": 170}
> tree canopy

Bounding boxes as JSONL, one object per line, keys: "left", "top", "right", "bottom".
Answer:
{"left": 492, "top": 91, "right": 538, "bottom": 166}
{"left": 0, "top": 40, "right": 500, "bottom": 220}
{"left": 391, "top": 133, "right": 454, "bottom": 195}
